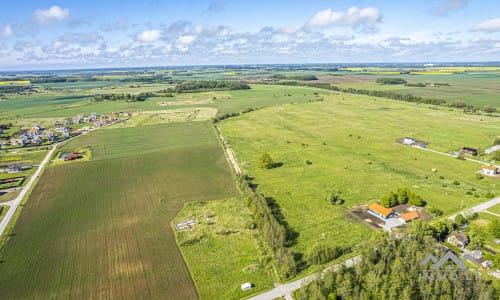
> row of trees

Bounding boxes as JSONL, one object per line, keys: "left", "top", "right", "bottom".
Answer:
{"left": 375, "top": 78, "right": 407, "bottom": 85}
{"left": 379, "top": 187, "right": 424, "bottom": 207}
{"left": 92, "top": 92, "right": 155, "bottom": 102}
{"left": 298, "top": 222, "right": 497, "bottom": 299}
{"left": 239, "top": 176, "right": 297, "bottom": 279}
{"left": 270, "top": 74, "right": 318, "bottom": 81}
{"left": 174, "top": 80, "right": 250, "bottom": 93}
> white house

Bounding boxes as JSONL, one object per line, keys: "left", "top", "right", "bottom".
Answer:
{"left": 403, "top": 137, "right": 417, "bottom": 145}
{"left": 241, "top": 283, "right": 252, "bottom": 291}
{"left": 482, "top": 165, "right": 499, "bottom": 176}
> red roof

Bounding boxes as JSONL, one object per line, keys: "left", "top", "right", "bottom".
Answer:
{"left": 483, "top": 165, "right": 498, "bottom": 171}
{"left": 368, "top": 202, "right": 393, "bottom": 217}
{"left": 400, "top": 211, "right": 419, "bottom": 222}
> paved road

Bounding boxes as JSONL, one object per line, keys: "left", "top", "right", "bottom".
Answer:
{"left": 0, "top": 130, "right": 92, "bottom": 237}
{"left": 248, "top": 256, "right": 360, "bottom": 300}
{"left": 416, "top": 146, "right": 497, "bottom": 167}
{"left": 0, "top": 146, "right": 56, "bottom": 236}
{"left": 448, "top": 197, "right": 500, "bottom": 221}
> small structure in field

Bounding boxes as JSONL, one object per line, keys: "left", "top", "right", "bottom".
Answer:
{"left": 403, "top": 137, "right": 417, "bottom": 145}
{"left": 446, "top": 231, "right": 469, "bottom": 248}
{"left": 482, "top": 165, "right": 499, "bottom": 176}
{"left": 175, "top": 219, "right": 197, "bottom": 231}
{"left": 64, "top": 152, "right": 80, "bottom": 161}
{"left": 241, "top": 283, "right": 253, "bottom": 291}
{"left": 368, "top": 202, "right": 395, "bottom": 220}
{"left": 461, "top": 147, "right": 478, "bottom": 156}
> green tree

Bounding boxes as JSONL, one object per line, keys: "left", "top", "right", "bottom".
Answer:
{"left": 492, "top": 151, "right": 500, "bottom": 161}
{"left": 469, "top": 231, "right": 485, "bottom": 249}
{"left": 408, "top": 192, "right": 424, "bottom": 206}
{"left": 494, "top": 137, "right": 500, "bottom": 146}
{"left": 489, "top": 219, "right": 500, "bottom": 238}
{"left": 258, "top": 152, "right": 274, "bottom": 169}
{"left": 454, "top": 213, "right": 467, "bottom": 226}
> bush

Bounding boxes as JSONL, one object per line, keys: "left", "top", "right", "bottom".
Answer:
{"left": 427, "top": 207, "right": 443, "bottom": 217}
{"left": 453, "top": 180, "right": 460, "bottom": 185}
{"left": 454, "top": 214, "right": 467, "bottom": 226}
{"left": 258, "top": 152, "right": 274, "bottom": 169}
{"left": 305, "top": 243, "right": 345, "bottom": 265}
{"left": 485, "top": 192, "right": 495, "bottom": 199}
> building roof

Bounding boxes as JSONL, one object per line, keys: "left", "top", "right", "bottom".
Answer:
{"left": 482, "top": 165, "right": 498, "bottom": 171}
{"left": 400, "top": 211, "right": 419, "bottom": 222}
{"left": 368, "top": 202, "right": 393, "bottom": 217}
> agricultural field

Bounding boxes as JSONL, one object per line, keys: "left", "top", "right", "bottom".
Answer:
{"left": 218, "top": 92, "right": 500, "bottom": 272}
{"left": 174, "top": 198, "right": 273, "bottom": 300}
{"left": 0, "top": 121, "right": 240, "bottom": 299}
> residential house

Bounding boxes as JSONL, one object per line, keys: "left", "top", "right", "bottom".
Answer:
{"left": 482, "top": 165, "right": 499, "bottom": 176}
{"left": 399, "top": 211, "right": 419, "bottom": 223}
{"left": 403, "top": 137, "right": 417, "bottom": 145}
{"left": 463, "top": 249, "right": 484, "bottom": 265}
{"left": 446, "top": 231, "right": 469, "bottom": 248}
{"left": 368, "top": 202, "right": 395, "bottom": 220}
{"left": 461, "top": 147, "right": 478, "bottom": 156}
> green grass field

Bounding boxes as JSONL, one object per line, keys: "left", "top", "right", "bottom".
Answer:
{"left": 174, "top": 198, "right": 273, "bottom": 300}
{"left": 0, "top": 121, "right": 239, "bottom": 299}
{"left": 218, "top": 92, "right": 500, "bottom": 271}
{"left": 487, "top": 204, "right": 500, "bottom": 215}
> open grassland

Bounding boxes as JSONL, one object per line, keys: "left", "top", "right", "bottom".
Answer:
{"left": 487, "top": 204, "right": 500, "bottom": 215}
{"left": 174, "top": 198, "right": 273, "bottom": 300}
{"left": 0, "top": 121, "right": 239, "bottom": 299}
{"left": 218, "top": 93, "right": 500, "bottom": 265}
{"left": 0, "top": 85, "right": 327, "bottom": 122}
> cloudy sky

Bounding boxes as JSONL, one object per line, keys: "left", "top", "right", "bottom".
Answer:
{"left": 0, "top": 0, "right": 499, "bottom": 70}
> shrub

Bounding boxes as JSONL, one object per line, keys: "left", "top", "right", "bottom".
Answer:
{"left": 258, "top": 152, "right": 274, "bottom": 169}
{"left": 305, "top": 243, "right": 345, "bottom": 265}
{"left": 454, "top": 214, "right": 467, "bottom": 226}
{"left": 453, "top": 180, "right": 460, "bottom": 185}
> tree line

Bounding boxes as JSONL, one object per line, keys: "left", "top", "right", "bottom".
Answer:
{"left": 174, "top": 80, "right": 250, "bottom": 93}
{"left": 379, "top": 187, "right": 424, "bottom": 207}
{"left": 298, "top": 221, "right": 497, "bottom": 300}
{"left": 239, "top": 175, "right": 297, "bottom": 279}
{"left": 91, "top": 92, "right": 155, "bottom": 102}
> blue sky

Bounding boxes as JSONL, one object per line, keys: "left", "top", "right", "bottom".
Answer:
{"left": 0, "top": 0, "right": 499, "bottom": 70}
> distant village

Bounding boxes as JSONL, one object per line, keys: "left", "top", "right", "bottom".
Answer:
{"left": 1, "top": 112, "right": 131, "bottom": 149}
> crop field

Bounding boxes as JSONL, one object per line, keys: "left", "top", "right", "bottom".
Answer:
{"left": 219, "top": 93, "right": 500, "bottom": 267}
{"left": 0, "top": 121, "right": 239, "bottom": 299}
{"left": 174, "top": 198, "right": 273, "bottom": 300}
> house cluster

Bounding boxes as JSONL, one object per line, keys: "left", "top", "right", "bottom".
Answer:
{"left": 54, "top": 112, "right": 122, "bottom": 129}
{"left": 1, "top": 164, "right": 29, "bottom": 173}
{"left": 10, "top": 125, "right": 60, "bottom": 146}
{"left": 446, "top": 231, "right": 493, "bottom": 269}
{"left": 367, "top": 202, "right": 420, "bottom": 232}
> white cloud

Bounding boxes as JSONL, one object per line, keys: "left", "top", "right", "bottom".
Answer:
{"left": 2, "top": 25, "right": 13, "bottom": 37}
{"left": 472, "top": 18, "right": 500, "bottom": 33}
{"left": 431, "top": 0, "right": 469, "bottom": 16}
{"left": 136, "top": 29, "right": 161, "bottom": 42}
{"left": 33, "top": 6, "right": 69, "bottom": 24}
{"left": 177, "top": 35, "right": 197, "bottom": 44}
{"left": 307, "top": 6, "right": 381, "bottom": 28}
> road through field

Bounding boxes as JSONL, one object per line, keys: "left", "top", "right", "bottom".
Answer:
{"left": 0, "top": 146, "right": 56, "bottom": 237}
{"left": 448, "top": 196, "right": 500, "bottom": 221}
{"left": 248, "top": 256, "right": 360, "bottom": 300}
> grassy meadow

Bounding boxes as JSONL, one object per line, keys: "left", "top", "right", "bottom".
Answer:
{"left": 174, "top": 198, "right": 273, "bottom": 299}
{"left": 218, "top": 92, "right": 500, "bottom": 267}
{"left": 0, "top": 121, "right": 239, "bottom": 299}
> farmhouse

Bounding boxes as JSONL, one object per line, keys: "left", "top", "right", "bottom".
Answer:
{"left": 482, "top": 165, "right": 499, "bottom": 176}
{"left": 461, "top": 147, "right": 478, "bottom": 156}
{"left": 403, "top": 137, "right": 417, "bottom": 145}
{"left": 368, "top": 202, "right": 394, "bottom": 220}
{"left": 399, "top": 211, "right": 419, "bottom": 222}
{"left": 446, "top": 231, "right": 469, "bottom": 248}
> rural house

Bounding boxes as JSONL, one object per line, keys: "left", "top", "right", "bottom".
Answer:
{"left": 446, "top": 231, "right": 469, "bottom": 248}
{"left": 482, "top": 165, "right": 499, "bottom": 176}
{"left": 461, "top": 147, "right": 478, "bottom": 156}
{"left": 399, "top": 211, "right": 419, "bottom": 223}
{"left": 368, "top": 202, "right": 395, "bottom": 220}
{"left": 403, "top": 137, "right": 417, "bottom": 145}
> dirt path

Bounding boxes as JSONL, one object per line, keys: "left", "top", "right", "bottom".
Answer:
{"left": 214, "top": 125, "right": 241, "bottom": 176}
